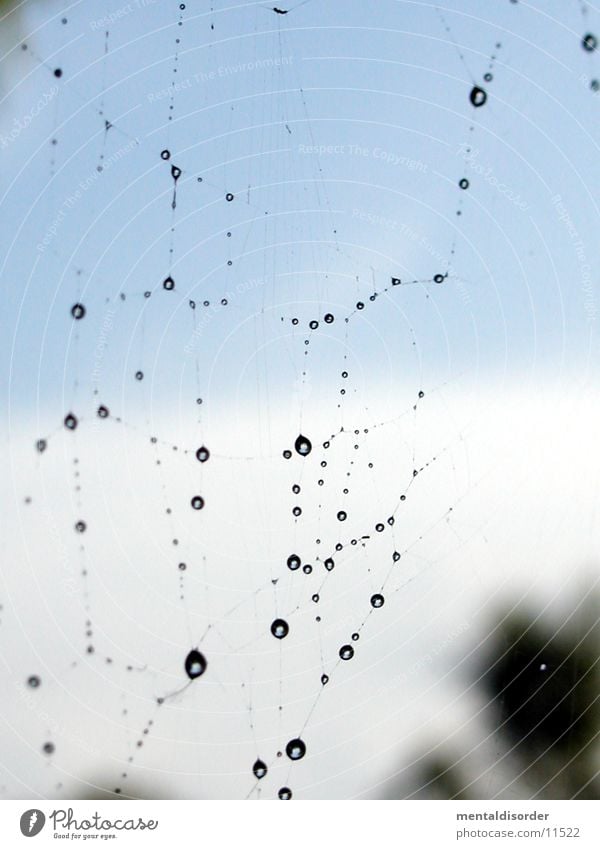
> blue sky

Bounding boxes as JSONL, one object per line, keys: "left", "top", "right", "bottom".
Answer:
{"left": 1, "top": 0, "right": 599, "bottom": 423}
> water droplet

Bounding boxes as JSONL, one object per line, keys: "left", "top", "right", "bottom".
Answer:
{"left": 184, "top": 649, "right": 207, "bottom": 679}
{"left": 285, "top": 738, "right": 306, "bottom": 760}
{"left": 171, "top": 165, "right": 182, "bottom": 180}
{"left": 64, "top": 413, "right": 78, "bottom": 430}
{"left": 225, "top": 192, "right": 234, "bottom": 201}
{"left": 190, "top": 496, "right": 205, "bottom": 510}
{"left": 97, "top": 405, "right": 109, "bottom": 418}
{"left": 71, "top": 303, "right": 85, "bottom": 319}
{"left": 163, "top": 276, "right": 175, "bottom": 291}
{"left": 324, "top": 313, "right": 334, "bottom": 323}
{"left": 196, "top": 446, "right": 210, "bottom": 462}
{"left": 370, "top": 593, "right": 385, "bottom": 608}
{"left": 339, "top": 645, "right": 354, "bottom": 660}
{"left": 43, "top": 742, "right": 55, "bottom": 755}
{"left": 583, "top": 33, "right": 597, "bottom": 52}
{"left": 278, "top": 787, "right": 292, "bottom": 800}
{"left": 483, "top": 72, "right": 493, "bottom": 82}
{"left": 302, "top": 564, "right": 313, "bottom": 574}
{"left": 321, "top": 674, "right": 329, "bottom": 685}
{"left": 271, "top": 618, "right": 289, "bottom": 639}
{"left": 74, "top": 520, "right": 86, "bottom": 533}
{"left": 287, "top": 554, "right": 300, "bottom": 571}
{"left": 324, "top": 558, "right": 334, "bottom": 571}
{"left": 292, "top": 484, "right": 300, "bottom": 494}
{"left": 392, "top": 551, "right": 401, "bottom": 562}
{"left": 337, "top": 510, "right": 347, "bottom": 521}
{"left": 356, "top": 301, "right": 364, "bottom": 310}
{"left": 294, "top": 434, "right": 312, "bottom": 456}
{"left": 469, "top": 86, "right": 487, "bottom": 107}
{"left": 292, "top": 506, "right": 302, "bottom": 517}
{"left": 54, "top": 68, "right": 62, "bottom": 78}
{"left": 459, "top": 178, "right": 469, "bottom": 189}
{"left": 253, "top": 759, "right": 267, "bottom": 779}
{"left": 309, "top": 320, "right": 318, "bottom": 330}
{"left": 433, "top": 273, "right": 445, "bottom": 284}
{"left": 36, "top": 439, "right": 47, "bottom": 453}
{"left": 283, "top": 449, "right": 292, "bottom": 459}
{"left": 27, "top": 675, "right": 41, "bottom": 688}
{"left": 161, "top": 149, "right": 171, "bottom": 160}
{"left": 135, "top": 371, "right": 144, "bottom": 381}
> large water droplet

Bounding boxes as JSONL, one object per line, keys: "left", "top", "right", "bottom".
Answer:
{"left": 184, "top": 649, "right": 207, "bottom": 679}
{"left": 64, "top": 413, "right": 78, "bottom": 430}
{"left": 469, "top": 86, "right": 487, "bottom": 107}
{"left": 339, "top": 644, "right": 354, "bottom": 660}
{"left": 370, "top": 593, "right": 385, "bottom": 608}
{"left": 294, "top": 434, "right": 312, "bottom": 456}
{"left": 287, "top": 554, "right": 300, "bottom": 571}
{"left": 285, "top": 738, "right": 306, "bottom": 760}
{"left": 163, "top": 276, "right": 175, "bottom": 291}
{"left": 196, "top": 446, "right": 210, "bottom": 462}
{"left": 271, "top": 618, "right": 289, "bottom": 639}
{"left": 278, "top": 787, "right": 292, "bottom": 800}
{"left": 71, "top": 303, "right": 85, "bottom": 319}
{"left": 190, "top": 496, "right": 205, "bottom": 510}
{"left": 582, "top": 33, "right": 597, "bottom": 52}
{"left": 253, "top": 759, "right": 267, "bottom": 779}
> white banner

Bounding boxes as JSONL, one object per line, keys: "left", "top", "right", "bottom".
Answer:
{"left": 0, "top": 800, "right": 597, "bottom": 848}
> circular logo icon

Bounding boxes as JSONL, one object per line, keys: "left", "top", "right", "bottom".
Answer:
{"left": 19, "top": 810, "right": 45, "bottom": 837}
